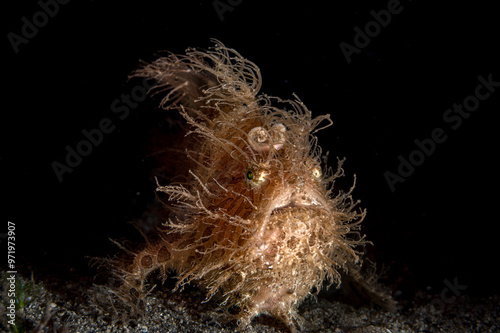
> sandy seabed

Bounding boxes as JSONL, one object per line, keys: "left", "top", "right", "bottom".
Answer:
{"left": 1, "top": 272, "right": 498, "bottom": 333}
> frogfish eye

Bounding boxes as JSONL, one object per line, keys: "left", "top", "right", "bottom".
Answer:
{"left": 312, "top": 166, "right": 322, "bottom": 179}
{"left": 245, "top": 168, "right": 269, "bottom": 188}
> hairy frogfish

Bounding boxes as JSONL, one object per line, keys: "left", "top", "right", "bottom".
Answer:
{"left": 112, "top": 40, "right": 393, "bottom": 331}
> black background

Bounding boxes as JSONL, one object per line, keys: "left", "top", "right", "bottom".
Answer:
{"left": 2, "top": 0, "right": 499, "bottom": 302}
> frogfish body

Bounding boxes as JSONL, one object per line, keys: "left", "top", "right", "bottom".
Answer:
{"left": 114, "top": 40, "right": 393, "bottom": 330}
